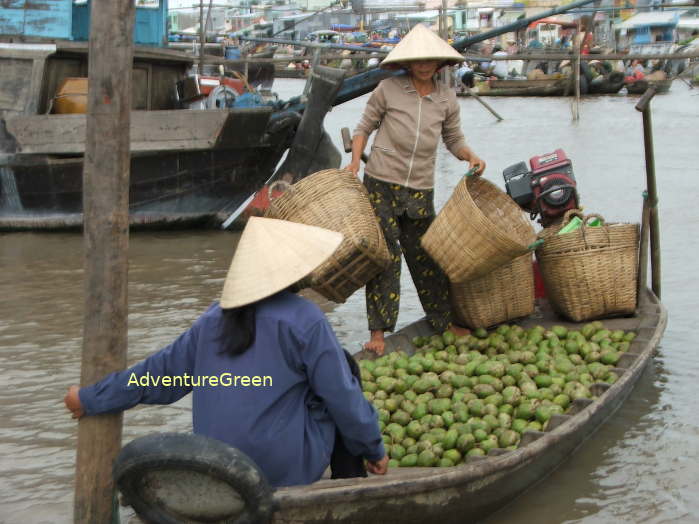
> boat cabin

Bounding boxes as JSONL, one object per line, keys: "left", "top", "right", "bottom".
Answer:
{"left": 0, "top": 0, "right": 169, "bottom": 47}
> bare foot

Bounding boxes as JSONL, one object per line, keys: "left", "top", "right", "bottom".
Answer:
{"left": 364, "top": 330, "right": 385, "bottom": 356}
{"left": 449, "top": 325, "right": 471, "bottom": 337}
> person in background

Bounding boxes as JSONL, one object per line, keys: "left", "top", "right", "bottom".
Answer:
{"left": 625, "top": 59, "right": 645, "bottom": 83}
{"left": 344, "top": 24, "right": 485, "bottom": 356}
{"left": 489, "top": 45, "right": 509, "bottom": 79}
{"left": 63, "top": 217, "right": 388, "bottom": 487}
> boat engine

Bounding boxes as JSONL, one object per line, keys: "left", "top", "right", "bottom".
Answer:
{"left": 503, "top": 149, "right": 579, "bottom": 227}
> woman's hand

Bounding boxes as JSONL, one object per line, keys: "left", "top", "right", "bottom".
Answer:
{"left": 468, "top": 154, "right": 486, "bottom": 176}
{"left": 457, "top": 147, "right": 486, "bottom": 176}
{"left": 64, "top": 385, "right": 85, "bottom": 419}
{"left": 344, "top": 161, "right": 361, "bottom": 177}
{"left": 366, "top": 455, "right": 389, "bottom": 475}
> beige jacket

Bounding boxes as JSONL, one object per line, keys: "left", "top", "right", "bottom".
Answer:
{"left": 353, "top": 75, "right": 467, "bottom": 190}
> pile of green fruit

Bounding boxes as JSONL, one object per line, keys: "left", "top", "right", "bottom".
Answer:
{"left": 360, "top": 322, "right": 636, "bottom": 468}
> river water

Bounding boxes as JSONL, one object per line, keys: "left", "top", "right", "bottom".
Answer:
{"left": 0, "top": 80, "right": 697, "bottom": 523}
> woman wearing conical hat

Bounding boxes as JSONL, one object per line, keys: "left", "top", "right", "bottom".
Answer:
{"left": 63, "top": 217, "right": 388, "bottom": 487}
{"left": 344, "top": 24, "right": 486, "bottom": 355}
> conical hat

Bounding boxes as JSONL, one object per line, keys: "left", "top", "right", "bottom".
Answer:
{"left": 381, "top": 24, "right": 463, "bottom": 69}
{"left": 220, "top": 217, "right": 343, "bottom": 309}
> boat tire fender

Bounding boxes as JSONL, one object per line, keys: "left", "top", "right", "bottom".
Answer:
{"left": 114, "top": 432, "right": 276, "bottom": 524}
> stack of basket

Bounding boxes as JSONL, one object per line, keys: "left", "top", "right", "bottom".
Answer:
{"left": 265, "top": 169, "right": 390, "bottom": 303}
{"left": 535, "top": 210, "right": 639, "bottom": 322}
{"left": 422, "top": 176, "right": 537, "bottom": 329}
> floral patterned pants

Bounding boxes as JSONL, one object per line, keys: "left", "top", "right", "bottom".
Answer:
{"left": 364, "top": 175, "right": 453, "bottom": 333}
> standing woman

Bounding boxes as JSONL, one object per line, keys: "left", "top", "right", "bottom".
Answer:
{"left": 344, "top": 24, "right": 486, "bottom": 355}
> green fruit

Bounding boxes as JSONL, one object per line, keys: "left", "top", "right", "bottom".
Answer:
{"left": 515, "top": 401, "right": 535, "bottom": 420}
{"left": 551, "top": 325, "right": 568, "bottom": 338}
{"left": 373, "top": 366, "right": 393, "bottom": 379}
{"left": 553, "top": 394, "right": 570, "bottom": 409}
{"left": 390, "top": 444, "right": 407, "bottom": 460}
{"left": 499, "top": 404, "right": 514, "bottom": 416}
{"left": 406, "top": 420, "right": 424, "bottom": 439}
{"left": 467, "top": 399, "right": 485, "bottom": 417}
{"left": 474, "top": 328, "right": 488, "bottom": 339}
{"left": 535, "top": 405, "right": 553, "bottom": 424}
{"left": 442, "top": 331, "right": 456, "bottom": 346}
{"left": 466, "top": 448, "right": 486, "bottom": 458}
{"left": 484, "top": 393, "right": 503, "bottom": 407}
{"left": 442, "top": 411, "right": 455, "bottom": 427}
{"left": 473, "top": 384, "right": 496, "bottom": 399}
{"left": 388, "top": 459, "right": 400, "bottom": 468}
{"left": 498, "top": 429, "right": 519, "bottom": 448}
{"left": 439, "top": 457, "right": 455, "bottom": 467}
{"left": 442, "top": 429, "right": 459, "bottom": 450}
{"left": 600, "top": 350, "right": 620, "bottom": 366}
{"left": 417, "top": 449, "right": 436, "bottom": 467}
{"left": 400, "top": 453, "right": 418, "bottom": 467}
{"left": 428, "top": 398, "right": 450, "bottom": 415}
{"left": 512, "top": 418, "right": 528, "bottom": 433}
{"left": 436, "top": 384, "right": 453, "bottom": 399}
{"left": 443, "top": 448, "right": 462, "bottom": 464}
{"left": 457, "top": 433, "right": 476, "bottom": 453}
{"left": 534, "top": 374, "right": 553, "bottom": 388}
{"left": 480, "top": 437, "right": 498, "bottom": 453}
{"left": 526, "top": 421, "right": 543, "bottom": 432}
{"left": 473, "top": 428, "right": 488, "bottom": 442}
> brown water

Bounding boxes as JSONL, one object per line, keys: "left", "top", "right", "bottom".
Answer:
{"left": 1, "top": 80, "right": 698, "bottom": 523}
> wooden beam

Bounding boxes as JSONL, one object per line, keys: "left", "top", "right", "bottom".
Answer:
{"left": 74, "top": 0, "right": 135, "bottom": 522}
{"left": 5, "top": 108, "right": 273, "bottom": 154}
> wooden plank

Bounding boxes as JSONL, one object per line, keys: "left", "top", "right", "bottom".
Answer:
{"left": 5, "top": 108, "right": 273, "bottom": 154}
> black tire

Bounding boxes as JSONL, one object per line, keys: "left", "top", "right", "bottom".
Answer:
{"left": 114, "top": 433, "right": 276, "bottom": 524}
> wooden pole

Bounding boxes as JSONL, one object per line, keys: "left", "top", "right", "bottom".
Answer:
{"left": 199, "top": 0, "right": 205, "bottom": 74}
{"left": 74, "top": 0, "right": 134, "bottom": 522}
{"left": 572, "top": 24, "right": 581, "bottom": 121}
{"left": 635, "top": 87, "right": 662, "bottom": 299}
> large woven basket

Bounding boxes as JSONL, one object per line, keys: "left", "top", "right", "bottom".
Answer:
{"left": 536, "top": 211, "right": 639, "bottom": 322}
{"left": 451, "top": 253, "right": 535, "bottom": 329}
{"left": 422, "top": 176, "right": 536, "bottom": 282}
{"left": 265, "top": 169, "right": 390, "bottom": 303}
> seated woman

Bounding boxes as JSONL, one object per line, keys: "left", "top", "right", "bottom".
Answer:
{"left": 64, "top": 217, "right": 388, "bottom": 487}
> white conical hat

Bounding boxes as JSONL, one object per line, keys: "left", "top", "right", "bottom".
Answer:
{"left": 220, "top": 217, "right": 343, "bottom": 309}
{"left": 381, "top": 24, "right": 464, "bottom": 69}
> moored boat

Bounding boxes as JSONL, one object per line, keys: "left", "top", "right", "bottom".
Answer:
{"left": 460, "top": 77, "right": 569, "bottom": 97}
{"left": 625, "top": 78, "right": 673, "bottom": 95}
{"left": 0, "top": 2, "right": 344, "bottom": 232}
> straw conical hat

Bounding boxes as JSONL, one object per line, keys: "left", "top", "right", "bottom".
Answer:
{"left": 220, "top": 217, "right": 343, "bottom": 309}
{"left": 381, "top": 24, "right": 464, "bottom": 69}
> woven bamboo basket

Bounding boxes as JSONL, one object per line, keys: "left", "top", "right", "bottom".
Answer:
{"left": 422, "top": 176, "right": 536, "bottom": 283}
{"left": 451, "top": 253, "right": 535, "bottom": 329}
{"left": 536, "top": 212, "right": 639, "bottom": 322}
{"left": 265, "top": 169, "right": 390, "bottom": 303}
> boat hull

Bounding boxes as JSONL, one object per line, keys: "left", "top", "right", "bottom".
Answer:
{"left": 270, "top": 290, "right": 666, "bottom": 523}
{"left": 0, "top": 140, "right": 289, "bottom": 231}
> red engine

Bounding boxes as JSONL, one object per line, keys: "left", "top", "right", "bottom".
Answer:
{"left": 503, "top": 149, "right": 579, "bottom": 227}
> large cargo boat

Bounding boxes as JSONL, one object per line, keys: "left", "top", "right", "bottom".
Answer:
{"left": 0, "top": 1, "right": 341, "bottom": 230}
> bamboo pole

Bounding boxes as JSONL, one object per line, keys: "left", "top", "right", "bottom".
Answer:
{"left": 74, "top": 0, "right": 134, "bottom": 522}
{"left": 635, "top": 87, "right": 662, "bottom": 299}
{"left": 572, "top": 24, "right": 581, "bottom": 121}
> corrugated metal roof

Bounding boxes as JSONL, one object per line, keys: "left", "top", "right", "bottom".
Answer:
{"left": 615, "top": 11, "right": 682, "bottom": 30}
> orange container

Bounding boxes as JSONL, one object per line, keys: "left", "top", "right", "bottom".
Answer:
{"left": 53, "top": 78, "right": 88, "bottom": 114}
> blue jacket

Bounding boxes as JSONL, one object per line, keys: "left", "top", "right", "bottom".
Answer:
{"left": 79, "top": 291, "right": 384, "bottom": 487}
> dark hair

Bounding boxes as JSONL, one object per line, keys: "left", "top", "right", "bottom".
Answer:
{"left": 218, "top": 305, "right": 257, "bottom": 356}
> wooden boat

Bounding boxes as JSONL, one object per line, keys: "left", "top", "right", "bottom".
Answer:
{"left": 268, "top": 289, "right": 666, "bottom": 523}
{"left": 588, "top": 71, "right": 626, "bottom": 95}
{"left": 0, "top": 3, "right": 344, "bottom": 232}
{"left": 625, "top": 78, "right": 673, "bottom": 95}
{"left": 460, "top": 77, "right": 569, "bottom": 97}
